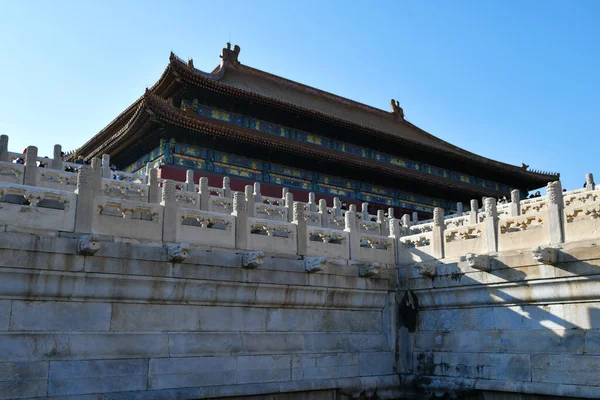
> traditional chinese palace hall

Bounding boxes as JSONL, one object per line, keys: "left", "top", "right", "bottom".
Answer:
{"left": 76, "top": 43, "right": 558, "bottom": 218}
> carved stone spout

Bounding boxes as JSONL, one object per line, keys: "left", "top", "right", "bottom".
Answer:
{"left": 167, "top": 243, "right": 191, "bottom": 263}
{"left": 466, "top": 253, "right": 491, "bottom": 272}
{"left": 304, "top": 256, "right": 326, "bottom": 273}
{"left": 77, "top": 234, "right": 101, "bottom": 255}
{"left": 358, "top": 262, "right": 380, "bottom": 278}
{"left": 241, "top": 251, "right": 265, "bottom": 269}
{"left": 416, "top": 261, "right": 438, "bottom": 278}
{"left": 532, "top": 246, "right": 558, "bottom": 265}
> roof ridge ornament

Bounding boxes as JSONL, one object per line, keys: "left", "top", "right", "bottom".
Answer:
{"left": 220, "top": 42, "right": 241, "bottom": 66}
{"left": 390, "top": 99, "right": 404, "bottom": 121}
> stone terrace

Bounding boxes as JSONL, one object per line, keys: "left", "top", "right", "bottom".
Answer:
{"left": 2, "top": 135, "right": 600, "bottom": 399}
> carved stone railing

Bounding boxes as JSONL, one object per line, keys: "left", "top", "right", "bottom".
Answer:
{"left": 254, "top": 203, "right": 288, "bottom": 222}
{"left": 246, "top": 217, "right": 297, "bottom": 256}
{"left": 2, "top": 136, "right": 599, "bottom": 266}
{"left": 93, "top": 197, "right": 163, "bottom": 241}
{"left": 306, "top": 227, "right": 350, "bottom": 259}
{"left": 398, "top": 232, "right": 434, "bottom": 264}
{"left": 0, "top": 161, "right": 24, "bottom": 184}
{"left": 564, "top": 186, "right": 600, "bottom": 243}
{"left": 37, "top": 169, "right": 78, "bottom": 191}
{"left": 101, "top": 178, "right": 149, "bottom": 202}
{"left": 0, "top": 183, "right": 76, "bottom": 232}
{"left": 177, "top": 208, "right": 236, "bottom": 248}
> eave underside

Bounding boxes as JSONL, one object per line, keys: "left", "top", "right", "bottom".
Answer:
{"left": 99, "top": 95, "right": 549, "bottom": 203}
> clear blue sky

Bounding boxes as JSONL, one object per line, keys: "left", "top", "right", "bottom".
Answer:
{"left": 1, "top": 0, "right": 598, "bottom": 191}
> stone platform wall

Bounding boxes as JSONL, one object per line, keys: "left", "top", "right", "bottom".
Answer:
{"left": 0, "top": 231, "right": 401, "bottom": 399}
{"left": 399, "top": 239, "right": 600, "bottom": 399}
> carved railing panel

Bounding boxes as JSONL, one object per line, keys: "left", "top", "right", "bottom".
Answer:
{"left": 305, "top": 211, "right": 321, "bottom": 227}
{"left": 359, "top": 220, "right": 381, "bottom": 235}
{"left": 398, "top": 231, "right": 434, "bottom": 264}
{"left": 92, "top": 197, "right": 163, "bottom": 241}
{"left": 38, "top": 169, "right": 78, "bottom": 191}
{"left": 209, "top": 195, "right": 233, "bottom": 214}
{"left": 254, "top": 203, "right": 288, "bottom": 222}
{"left": 306, "top": 227, "right": 349, "bottom": 259}
{"left": 444, "top": 223, "right": 484, "bottom": 259}
{"left": 175, "top": 190, "right": 200, "bottom": 207}
{"left": 246, "top": 217, "right": 297, "bottom": 255}
{"left": 564, "top": 191, "right": 600, "bottom": 242}
{"left": 101, "top": 179, "right": 149, "bottom": 202}
{"left": 177, "top": 208, "right": 235, "bottom": 248}
{"left": 0, "top": 183, "right": 75, "bottom": 232}
{"left": 0, "top": 161, "right": 24, "bottom": 184}
{"left": 355, "top": 233, "right": 395, "bottom": 264}
{"left": 498, "top": 212, "right": 547, "bottom": 251}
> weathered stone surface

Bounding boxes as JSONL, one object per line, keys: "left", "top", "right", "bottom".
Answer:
{"left": 418, "top": 308, "right": 494, "bottom": 331}
{"left": 0, "top": 249, "right": 84, "bottom": 272}
{"left": 168, "top": 333, "right": 243, "bottom": 357}
{"left": 532, "top": 354, "right": 600, "bottom": 385}
{"left": 358, "top": 352, "right": 393, "bottom": 376}
{"left": 0, "top": 361, "right": 48, "bottom": 400}
{"left": 415, "top": 351, "right": 531, "bottom": 382}
{"left": 10, "top": 301, "right": 111, "bottom": 331}
{"left": 242, "top": 333, "right": 306, "bottom": 354}
{"left": 0, "top": 333, "right": 169, "bottom": 361}
{"left": 237, "top": 355, "right": 291, "bottom": 384}
{"left": 110, "top": 304, "right": 268, "bottom": 332}
{"left": 149, "top": 356, "right": 236, "bottom": 390}
{"left": 0, "top": 301, "right": 9, "bottom": 331}
{"left": 48, "top": 359, "right": 148, "bottom": 396}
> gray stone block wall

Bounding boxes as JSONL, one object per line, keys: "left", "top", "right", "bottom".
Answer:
{"left": 402, "top": 242, "right": 600, "bottom": 399}
{"left": 0, "top": 231, "right": 398, "bottom": 399}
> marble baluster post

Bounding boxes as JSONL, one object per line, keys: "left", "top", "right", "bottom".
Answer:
{"left": 285, "top": 192, "right": 294, "bottom": 222}
{"left": 147, "top": 168, "right": 160, "bottom": 204}
{"left": 233, "top": 191, "right": 248, "bottom": 250}
{"left": 101, "top": 154, "right": 112, "bottom": 179}
{"left": 308, "top": 192, "right": 317, "bottom": 212}
{"left": 547, "top": 181, "right": 565, "bottom": 245}
{"left": 377, "top": 209, "right": 386, "bottom": 236}
{"left": 344, "top": 207, "right": 359, "bottom": 261}
{"left": 333, "top": 197, "right": 342, "bottom": 217}
{"left": 185, "top": 170, "right": 195, "bottom": 192}
{"left": 0, "top": 135, "right": 8, "bottom": 162}
{"left": 52, "top": 145, "right": 63, "bottom": 171}
{"left": 245, "top": 185, "right": 254, "bottom": 218}
{"left": 253, "top": 182, "right": 262, "bottom": 204}
{"left": 318, "top": 199, "right": 327, "bottom": 228}
{"left": 432, "top": 207, "right": 445, "bottom": 259}
{"left": 199, "top": 177, "right": 209, "bottom": 211}
{"left": 586, "top": 173, "right": 595, "bottom": 191}
{"left": 293, "top": 202, "right": 307, "bottom": 256}
{"left": 456, "top": 202, "right": 464, "bottom": 216}
{"left": 222, "top": 176, "right": 231, "bottom": 199}
{"left": 510, "top": 189, "right": 521, "bottom": 217}
{"left": 161, "top": 180, "right": 178, "bottom": 243}
{"left": 75, "top": 165, "right": 94, "bottom": 234}
{"left": 23, "top": 146, "right": 39, "bottom": 186}
{"left": 483, "top": 198, "right": 498, "bottom": 253}
{"left": 469, "top": 199, "right": 479, "bottom": 225}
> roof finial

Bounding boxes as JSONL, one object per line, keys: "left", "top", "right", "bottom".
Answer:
{"left": 221, "top": 43, "right": 241, "bottom": 65}
{"left": 390, "top": 99, "right": 404, "bottom": 120}
{"left": 187, "top": 58, "right": 194, "bottom": 68}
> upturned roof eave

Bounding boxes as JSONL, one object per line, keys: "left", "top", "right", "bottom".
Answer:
{"left": 96, "top": 92, "right": 516, "bottom": 197}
